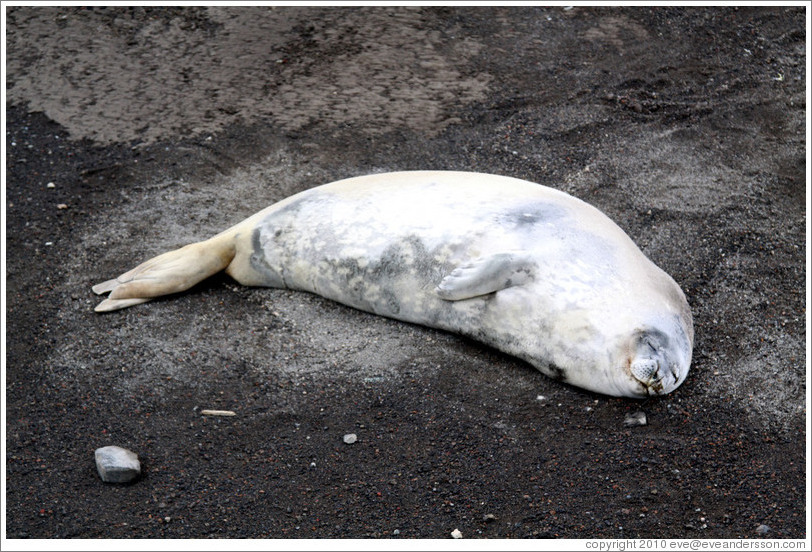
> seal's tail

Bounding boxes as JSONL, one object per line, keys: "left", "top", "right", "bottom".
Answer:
{"left": 92, "top": 234, "right": 236, "bottom": 312}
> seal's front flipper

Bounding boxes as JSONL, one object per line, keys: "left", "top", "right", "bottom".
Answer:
{"left": 93, "top": 235, "right": 236, "bottom": 312}
{"left": 435, "top": 251, "right": 536, "bottom": 301}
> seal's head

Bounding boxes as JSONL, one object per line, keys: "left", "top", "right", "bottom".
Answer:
{"left": 620, "top": 318, "right": 693, "bottom": 397}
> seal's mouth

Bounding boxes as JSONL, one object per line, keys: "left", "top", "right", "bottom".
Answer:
{"left": 630, "top": 356, "right": 680, "bottom": 396}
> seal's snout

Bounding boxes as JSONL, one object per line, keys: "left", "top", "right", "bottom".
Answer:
{"left": 630, "top": 356, "right": 667, "bottom": 395}
{"left": 630, "top": 357, "right": 658, "bottom": 382}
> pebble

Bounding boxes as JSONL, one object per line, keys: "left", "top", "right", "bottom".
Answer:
{"left": 451, "top": 528, "right": 463, "bottom": 539}
{"left": 343, "top": 433, "right": 357, "bottom": 444}
{"left": 756, "top": 524, "right": 771, "bottom": 535}
{"left": 94, "top": 446, "right": 141, "bottom": 483}
{"left": 46, "top": 182, "right": 55, "bottom": 188}
{"left": 483, "top": 513, "right": 498, "bottom": 522}
{"left": 623, "top": 410, "right": 647, "bottom": 427}
{"left": 200, "top": 409, "right": 236, "bottom": 416}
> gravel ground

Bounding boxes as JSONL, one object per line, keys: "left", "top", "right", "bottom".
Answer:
{"left": 4, "top": 5, "right": 808, "bottom": 541}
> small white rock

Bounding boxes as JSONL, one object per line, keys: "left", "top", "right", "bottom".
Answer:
{"left": 451, "top": 528, "right": 463, "bottom": 539}
{"left": 200, "top": 409, "right": 236, "bottom": 417}
{"left": 46, "top": 182, "right": 56, "bottom": 188}
{"left": 623, "top": 410, "right": 647, "bottom": 427}
{"left": 95, "top": 446, "right": 141, "bottom": 483}
{"left": 343, "top": 433, "right": 357, "bottom": 444}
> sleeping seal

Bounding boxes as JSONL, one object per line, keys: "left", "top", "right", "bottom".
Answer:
{"left": 93, "top": 171, "right": 693, "bottom": 398}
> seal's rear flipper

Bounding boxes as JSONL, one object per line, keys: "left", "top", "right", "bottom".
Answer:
{"left": 94, "top": 296, "right": 154, "bottom": 312}
{"left": 92, "top": 236, "right": 236, "bottom": 312}
{"left": 91, "top": 279, "right": 120, "bottom": 295}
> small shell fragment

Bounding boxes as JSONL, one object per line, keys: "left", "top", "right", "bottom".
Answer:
{"left": 200, "top": 409, "right": 236, "bottom": 416}
{"left": 623, "top": 410, "right": 647, "bottom": 427}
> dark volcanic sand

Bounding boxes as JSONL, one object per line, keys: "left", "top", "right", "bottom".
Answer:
{"left": 4, "top": 5, "right": 807, "bottom": 540}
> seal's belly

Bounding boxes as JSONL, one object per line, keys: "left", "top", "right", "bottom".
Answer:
{"left": 249, "top": 188, "right": 487, "bottom": 327}
{"left": 247, "top": 174, "right": 623, "bottom": 339}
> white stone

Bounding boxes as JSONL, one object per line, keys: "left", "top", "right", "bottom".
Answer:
{"left": 623, "top": 410, "right": 647, "bottom": 427}
{"left": 343, "top": 433, "right": 357, "bottom": 444}
{"left": 95, "top": 445, "right": 141, "bottom": 483}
